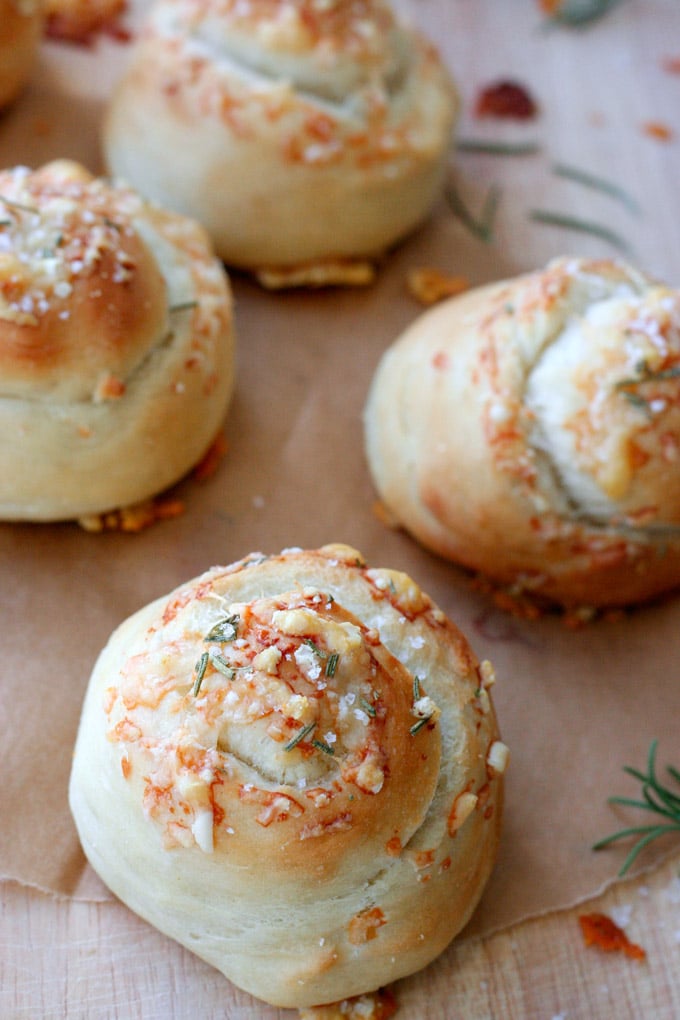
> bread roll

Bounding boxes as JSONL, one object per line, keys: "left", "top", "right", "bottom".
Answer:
{"left": 0, "top": 0, "right": 43, "bottom": 109}
{"left": 69, "top": 543, "right": 505, "bottom": 1008}
{"left": 365, "top": 257, "right": 680, "bottom": 609}
{"left": 0, "top": 160, "right": 235, "bottom": 521}
{"left": 103, "top": 0, "right": 458, "bottom": 287}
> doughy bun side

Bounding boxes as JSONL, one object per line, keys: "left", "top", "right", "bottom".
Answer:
{"left": 0, "top": 160, "right": 235, "bottom": 520}
{"left": 0, "top": 0, "right": 44, "bottom": 109}
{"left": 365, "top": 257, "right": 680, "bottom": 609}
{"left": 69, "top": 544, "right": 505, "bottom": 1008}
{"left": 103, "top": 0, "right": 457, "bottom": 280}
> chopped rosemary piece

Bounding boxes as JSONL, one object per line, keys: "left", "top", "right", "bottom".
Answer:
{"left": 204, "top": 614, "right": 240, "bottom": 643}
{"left": 528, "top": 208, "right": 630, "bottom": 252}
{"left": 457, "top": 138, "right": 541, "bottom": 156}
{"left": 410, "top": 715, "right": 433, "bottom": 737}
{"left": 169, "top": 300, "right": 199, "bottom": 313}
{"left": 0, "top": 219, "right": 11, "bottom": 228}
{"left": 360, "top": 696, "right": 377, "bottom": 718}
{"left": 593, "top": 739, "right": 680, "bottom": 875}
{"left": 303, "top": 638, "right": 327, "bottom": 658}
{"left": 413, "top": 675, "right": 422, "bottom": 701}
{"left": 445, "top": 179, "right": 501, "bottom": 243}
{"left": 552, "top": 161, "right": 640, "bottom": 214}
{"left": 210, "top": 652, "right": 235, "bottom": 679}
{"left": 284, "top": 720, "right": 317, "bottom": 751}
{"left": 617, "top": 363, "right": 680, "bottom": 389}
{"left": 325, "top": 652, "right": 339, "bottom": 677}
{"left": 192, "top": 652, "right": 209, "bottom": 696}
{"left": 312, "top": 738, "right": 335, "bottom": 756}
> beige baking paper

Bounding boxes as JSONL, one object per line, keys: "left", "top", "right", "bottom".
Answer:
{"left": 1, "top": 0, "right": 680, "bottom": 945}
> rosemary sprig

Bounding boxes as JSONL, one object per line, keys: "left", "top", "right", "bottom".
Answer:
{"left": 456, "top": 139, "right": 541, "bottom": 157}
{"left": 552, "top": 161, "right": 640, "bottom": 214}
{"left": 359, "top": 696, "right": 377, "bottom": 718}
{"left": 312, "top": 738, "right": 335, "bottom": 756}
{"left": 593, "top": 740, "right": 680, "bottom": 875}
{"left": 210, "top": 651, "right": 235, "bottom": 679}
{"left": 192, "top": 651, "right": 209, "bottom": 696}
{"left": 445, "top": 179, "right": 501, "bottom": 243}
{"left": 204, "top": 614, "right": 240, "bottom": 643}
{"left": 284, "top": 720, "right": 317, "bottom": 751}
{"left": 325, "top": 652, "right": 339, "bottom": 678}
{"left": 410, "top": 715, "right": 433, "bottom": 737}
{"left": 528, "top": 208, "right": 630, "bottom": 252}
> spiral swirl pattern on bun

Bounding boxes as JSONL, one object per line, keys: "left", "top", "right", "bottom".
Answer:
{"left": 0, "top": 160, "right": 235, "bottom": 520}
{"left": 103, "top": 0, "right": 458, "bottom": 286}
{"left": 69, "top": 544, "right": 505, "bottom": 1008}
{"left": 365, "top": 257, "right": 680, "bottom": 608}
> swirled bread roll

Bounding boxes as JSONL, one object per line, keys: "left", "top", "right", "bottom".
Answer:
{"left": 0, "top": 0, "right": 43, "bottom": 109}
{"left": 103, "top": 0, "right": 457, "bottom": 287}
{"left": 365, "top": 257, "right": 680, "bottom": 609}
{"left": 69, "top": 544, "right": 505, "bottom": 1009}
{"left": 0, "top": 160, "right": 235, "bottom": 521}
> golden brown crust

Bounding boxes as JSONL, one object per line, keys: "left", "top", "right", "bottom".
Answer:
{"left": 0, "top": 0, "right": 43, "bottom": 109}
{"left": 0, "top": 159, "right": 235, "bottom": 520}
{"left": 365, "top": 256, "right": 680, "bottom": 609}
{"left": 69, "top": 544, "right": 504, "bottom": 1008}
{"left": 103, "top": 0, "right": 457, "bottom": 278}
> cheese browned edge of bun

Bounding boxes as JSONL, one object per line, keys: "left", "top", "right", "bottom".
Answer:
{"left": 0, "top": 0, "right": 44, "bottom": 109}
{"left": 0, "top": 159, "right": 235, "bottom": 521}
{"left": 69, "top": 543, "right": 506, "bottom": 1009}
{"left": 102, "top": 0, "right": 458, "bottom": 284}
{"left": 365, "top": 256, "right": 680, "bottom": 609}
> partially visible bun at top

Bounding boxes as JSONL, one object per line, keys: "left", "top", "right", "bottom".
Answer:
{"left": 0, "top": 159, "right": 235, "bottom": 521}
{"left": 103, "top": 0, "right": 458, "bottom": 288}
{"left": 69, "top": 543, "right": 505, "bottom": 1009}
{"left": 0, "top": 0, "right": 43, "bottom": 109}
{"left": 365, "top": 257, "right": 680, "bottom": 609}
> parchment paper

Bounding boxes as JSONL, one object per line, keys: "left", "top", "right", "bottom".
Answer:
{"left": 2, "top": 0, "right": 680, "bottom": 943}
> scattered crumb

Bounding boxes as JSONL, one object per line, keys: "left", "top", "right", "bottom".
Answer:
{"left": 406, "top": 267, "right": 469, "bottom": 305}
{"left": 78, "top": 495, "right": 185, "bottom": 533}
{"left": 474, "top": 80, "right": 539, "bottom": 120}
{"left": 192, "top": 433, "right": 228, "bottom": 482}
{"left": 298, "top": 987, "right": 397, "bottom": 1020}
{"left": 578, "top": 912, "right": 646, "bottom": 961}
{"left": 256, "top": 259, "right": 376, "bottom": 290}
{"left": 662, "top": 56, "right": 680, "bottom": 75}
{"left": 642, "top": 121, "right": 674, "bottom": 142}
{"left": 371, "top": 499, "right": 400, "bottom": 530}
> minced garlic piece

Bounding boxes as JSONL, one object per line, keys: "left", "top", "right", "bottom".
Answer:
{"left": 487, "top": 740, "right": 510, "bottom": 776}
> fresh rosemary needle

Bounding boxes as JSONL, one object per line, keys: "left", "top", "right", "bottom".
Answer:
{"left": 445, "top": 179, "right": 501, "bottom": 243}
{"left": 192, "top": 652, "right": 209, "bottom": 696}
{"left": 456, "top": 139, "right": 542, "bottom": 157}
{"left": 552, "top": 161, "right": 640, "bottom": 213}
{"left": 593, "top": 739, "right": 680, "bottom": 875}
{"left": 528, "top": 208, "right": 630, "bottom": 252}
{"left": 284, "top": 720, "right": 317, "bottom": 751}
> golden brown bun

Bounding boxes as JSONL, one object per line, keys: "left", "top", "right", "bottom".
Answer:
{"left": 102, "top": 0, "right": 457, "bottom": 284}
{"left": 0, "top": 0, "right": 43, "bottom": 109}
{"left": 69, "top": 544, "right": 505, "bottom": 1008}
{"left": 0, "top": 160, "right": 235, "bottom": 521}
{"left": 365, "top": 257, "right": 680, "bottom": 609}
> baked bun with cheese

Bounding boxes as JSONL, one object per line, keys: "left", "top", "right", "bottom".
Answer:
{"left": 69, "top": 543, "right": 505, "bottom": 1009}
{"left": 0, "top": 159, "right": 235, "bottom": 521}
{"left": 103, "top": 0, "right": 458, "bottom": 288}
{"left": 0, "top": 0, "right": 43, "bottom": 109}
{"left": 365, "top": 256, "right": 680, "bottom": 610}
